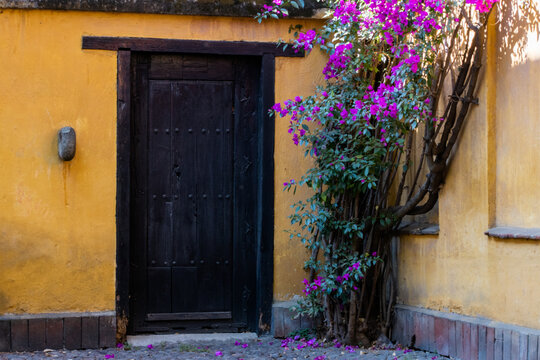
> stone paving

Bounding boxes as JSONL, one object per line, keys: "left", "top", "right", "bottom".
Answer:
{"left": 0, "top": 336, "right": 442, "bottom": 360}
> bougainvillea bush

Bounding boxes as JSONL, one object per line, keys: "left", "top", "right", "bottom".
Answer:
{"left": 259, "top": 0, "right": 498, "bottom": 345}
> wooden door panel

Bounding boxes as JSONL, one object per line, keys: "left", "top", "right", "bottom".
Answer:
{"left": 130, "top": 53, "right": 260, "bottom": 333}
{"left": 171, "top": 82, "right": 198, "bottom": 267}
{"left": 147, "top": 268, "right": 172, "bottom": 314}
{"left": 174, "top": 81, "right": 234, "bottom": 313}
{"left": 148, "top": 81, "right": 173, "bottom": 268}
{"left": 171, "top": 267, "right": 198, "bottom": 313}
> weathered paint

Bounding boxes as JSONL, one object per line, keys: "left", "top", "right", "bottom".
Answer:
{"left": 398, "top": 0, "right": 540, "bottom": 330}
{"left": 0, "top": 9, "right": 325, "bottom": 314}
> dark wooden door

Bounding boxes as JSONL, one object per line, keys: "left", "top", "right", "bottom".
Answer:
{"left": 130, "top": 54, "right": 260, "bottom": 333}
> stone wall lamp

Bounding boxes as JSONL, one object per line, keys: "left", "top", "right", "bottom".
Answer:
{"left": 58, "top": 126, "right": 76, "bottom": 161}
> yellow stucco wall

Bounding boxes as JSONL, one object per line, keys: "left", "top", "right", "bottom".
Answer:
{"left": 0, "top": 9, "right": 324, "bottom": 314}
{"left": 398, "top": 0, "right": 540, "bottom": 330}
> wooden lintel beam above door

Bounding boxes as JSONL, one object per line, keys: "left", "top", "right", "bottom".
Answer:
{"left": 82, "top": 36, "right": 305, "bottom": 57}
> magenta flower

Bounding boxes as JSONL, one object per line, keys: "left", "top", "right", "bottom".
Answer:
{"left": 241, "top": 343, "right": 248, "bottom": 348}
{"left": 234, "top": 340, "right": 241, "bottom": 346}
{"left": 147, "top": 344, "right": 153, "bottom": 349}
{"left": 116, "top": 343, "right": 123, "bottom": 348}
{"left": 215, "top": 351, "right": 223, "bottom": 356}
{"left": 296, "top": 30, "right": 317, "bottom": 51}
{"left": 104, "top": 355, "right": 114, "bottom": 359}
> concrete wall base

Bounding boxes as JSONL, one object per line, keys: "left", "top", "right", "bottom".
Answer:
{"left": 272, "top": 301, "right": 316, "bottom": 338}
{"left": 392, "top": 304, "right": 540, "bottom": 360}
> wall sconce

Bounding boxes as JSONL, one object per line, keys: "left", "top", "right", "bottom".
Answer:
{"left": 58, "top": 126, "right": 76, "bottom": 161}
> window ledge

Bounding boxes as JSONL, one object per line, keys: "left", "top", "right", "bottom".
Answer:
{"left": 398, "top": 222, "right": 439, "bottom": 236}
{"left": 485, "top": 227, "right": 540, "bottom": 240}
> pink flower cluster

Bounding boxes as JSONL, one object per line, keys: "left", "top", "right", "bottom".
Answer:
{"left": 360, "top": 0, "right": 444, "bottom": 42}
{"left": 393, "top": 51, "right": 421, "bottom": 74}
{"left": 323, "top": 43, "right": 353, "bottom": 79}
{"left": 335, "top": 272, "right": 350, "bottom": 283}
{"left": 302, "top": 276, "right": 324, "bottom": 295}
{"left": 466, "top": 0, "right": 498, "bottom": 12}
{"left": 296, "top": 29, "right": 318, "bottom": 51}
{"left": 260, "top": 0, "right": 288, "bottom": 17}
{"left": 333, "top": 0, "right": 361, "bottom": 25}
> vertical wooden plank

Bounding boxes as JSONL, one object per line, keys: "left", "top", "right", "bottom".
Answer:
{"left": 392, "top": 309, "right": 405, "bottom": 345}
{"left": 171, "top": 267, "right": 198, "bottom": 312}
{"left": 28, "top": 319, "right": 47, "bottom": 350}
{"left": 527, "top": 335, "right": 538, "bottom": 360}
{"left": 257, "top": 53, "right": 275, "bottom": 333}
{"left": 81, "top": 317, "right": 99, "bottom": 349}
{"left": 487, "top": 327, "right": 495, "bottom": 360}
{"left": 478, "top": 325, "right": 487, "bottom": 360}
{"left": 519, "top": 333, "right": 528, "bottom": 360}
{"left": 448, "top": 320, "right": 457, "bottom": 358}
{"left": 413, "top": 312, "right": 422, "bottom": 349}
{"left": 470, "top": 324, "right": 479, "bottom": 360}
{"left": 405, "top": 310, "right": 414, "bottom": 347}
{"left": 418, "top": 313, "right": 429, "bottom": 351}
{"left": 510, "top": 331, "right": 519, "bottom": 360}
{"left": 130, "top": 53, "right": 149, "bottom": 332}
{"left": 220, "top": 78, "right": 234, "bottom": 315}
{"left": 192, "top": 81, "right": 234, "bottom": 312}
{"left": 146, "top": 80, "right": 174, "bottom": 317}
{"left": 272, "top": 307, "right": 285, "bottom": 338}
{"left": 63, "top": 317, "right": 82, "bottom": 350}
{"left": 435, "top": 317, "right": 449, "bottom": 356}
{"left": 46, "top": 318, "right": 64, "bottom": 349}
{"left": 456, "top": 321, "right": 464, "bottom": 360}
{"left": 147, "top": 80, "right": 173, "bottom": 267}
{"left": 99, "top": 316, "right": 116, "bottom": 348}
{"left": 172, "top": 81, "right": 197, "bottom": 268}
{"left": 147, "top": 268, "right": 172, "bottom": 313}
{"left": 116, "top": 49, "right": 132, "bottom": 326}
{"left": 0, "top": 320, "right": 11, "bottom": 352}
{"left": 427, "top": 315, "right": 435, "bottom": 353}
{"left": 495, "top": 328, "right": 504, "bottom": 360}
{"left": 503, "top": 329, "right": 513, "bottom": 360}
{"left": 463, "top": 322, "right": 471, "bottom": 360}
{"left": 11, "top": 319, "right": 29, "bottom": 351}
{"left": 232, "top": 57, "right": 261, "bottom": 328}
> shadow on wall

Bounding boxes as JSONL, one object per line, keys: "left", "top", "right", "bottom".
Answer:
{"left": 498, "top": 0, "right": 540, "bottom": 66}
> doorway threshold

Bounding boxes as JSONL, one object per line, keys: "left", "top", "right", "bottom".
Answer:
{"left": 127, "top": 332, "right": 258, "bottom": 347}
